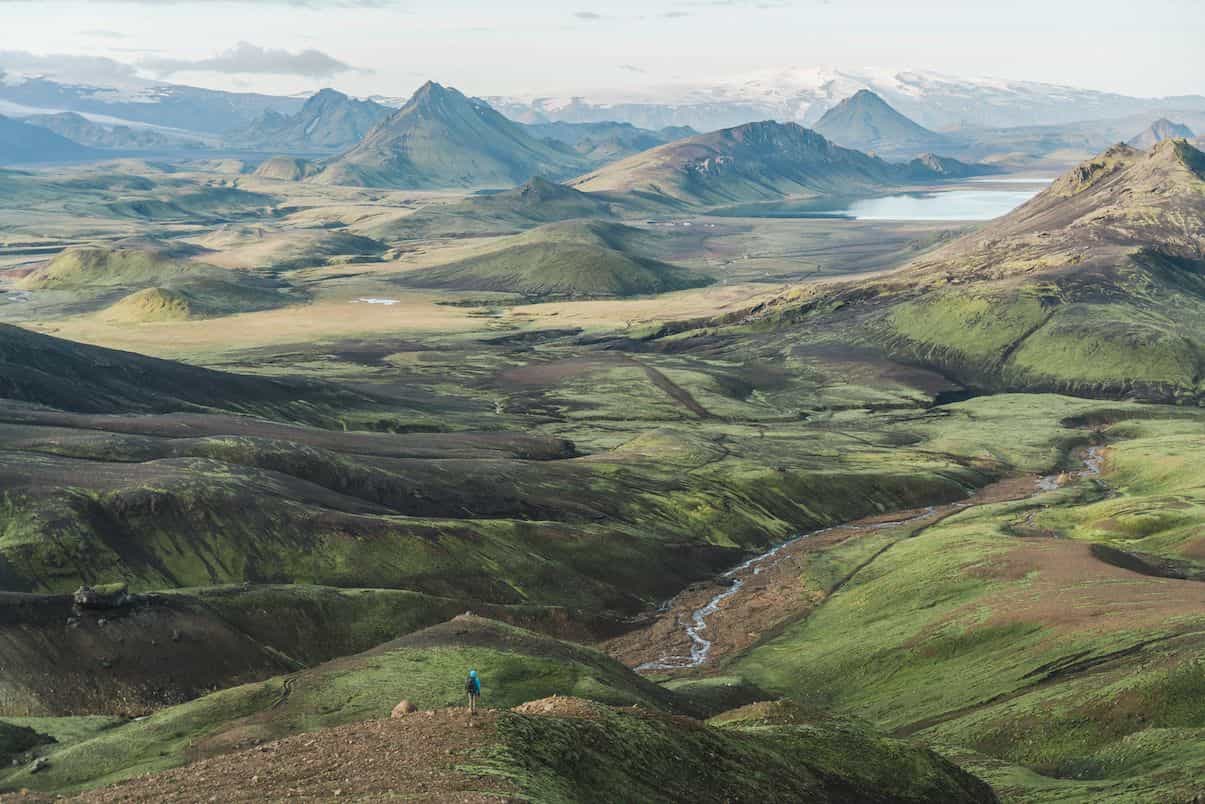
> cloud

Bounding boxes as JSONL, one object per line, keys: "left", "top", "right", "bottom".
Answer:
{"left": 661, "top": 10, "right": 692, "bottom": 17}
{"left": 140, "top": 42, "right": 362, "bottom": 78}
{"left": 0, "top": 50, "right": 142, "bottom": 85}
{"left": 573, "top": 11, "right": 603, "bottom": 19}
{"left": 79, "top": 29, "right": 127, "bottom": 39}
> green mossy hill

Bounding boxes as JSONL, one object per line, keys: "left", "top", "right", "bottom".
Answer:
{"left": 101, "top": 287, "right": 193, "bottom": 322}
{"left": 570, "top": 120, "right": 899, "bottom": 206}
{"left": 314, "top": 81, "right": 586, "bottom": 189}
{"left": 395, "top": 220, "right": 711, "bottom": 297}
{"left": 687, "top": 141, "right": 1205, "bottom": 403}
{"left": 18, "top": 244, "right": 199, "bottom": 289}
{"left": 0, "top": 324, "right": 370, "bottom": 418}
{"left": 730, "top": 413, "right": 1205, "bottom": 802}
{"left": 251, "top": 156, "right": 321, "bottom": 181}
{"left": 473, "top": 697, "right": 996, "bottom": 803}
{"left": 363, "top": 176, "right": 620, "bottom": 240}
{"left": 0, "top": 616, "right": 676, "bottom": 794}
{"left": 2, "top": 581, "right": 620, "bottom": 717}
{"left": 18, "top": 242, "right": 300, "bottom": 319}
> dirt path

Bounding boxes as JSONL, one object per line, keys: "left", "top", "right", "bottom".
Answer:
{"left": 53, "top": 709, "right": 513, "bottom": 803}
{"left": 606, "top": 449, "right": 1108, "bottom": 673}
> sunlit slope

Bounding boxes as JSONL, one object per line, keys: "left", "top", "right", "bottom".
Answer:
{"left": 394, "top": 220, "right": 711, "bottom": 297}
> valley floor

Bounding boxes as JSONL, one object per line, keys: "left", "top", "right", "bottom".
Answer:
{"left": 1, "top": 156, "right": 1203, "bottom": 803}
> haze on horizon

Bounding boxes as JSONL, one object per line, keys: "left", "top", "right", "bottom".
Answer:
{"left": 1, "top": 0, "right": 1201, "bottom": 101}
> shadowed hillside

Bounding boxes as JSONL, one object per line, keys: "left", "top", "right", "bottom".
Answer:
{"left": 0, "top": 114, "right": 95, "bottom": 165}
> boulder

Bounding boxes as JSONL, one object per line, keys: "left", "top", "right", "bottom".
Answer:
{"left": 73, "top": 582, "right": 130, "bottom": 610}
{"left": 391, "top": 700, "right": 418, "bottom": 718}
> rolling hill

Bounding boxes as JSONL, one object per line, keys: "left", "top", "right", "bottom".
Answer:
{"left": 251, "top": 155, "right": 321, "bottom": 181}
{"left": 813, "top": 89, "right": 949, "bottom": 158}
{"left": 225, "top": 88, "right": 392, "bottom": 152}
{"left": 361, "top": 176, "right": 621, "bottom": 240}
{"left": 1127, "top": 117, "right": 1195, "bottom": 149}
{"left": 570, "top": 121, "right": 900, "bottom": 206}
{"left": 0, "top": 114, "right": 95, "bottom": 165}
{"left": 0, "top": 615, "right": 994, "bottom": 802}
{"left": 16, "top": 242, "right": 301, "bottom": 320}
{"left": 314, "top": 81, "right": 587, "bottom": 188}
{"left": 394, "top": 220, "right": 710, "bottom": 297}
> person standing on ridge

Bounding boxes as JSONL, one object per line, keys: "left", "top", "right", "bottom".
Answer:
{"left": 465, "top": 669, "right": 481, "bottom": 714}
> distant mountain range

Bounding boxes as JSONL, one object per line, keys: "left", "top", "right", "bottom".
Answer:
{"left": 570, "top": 120, "right": 993, "bottom": 206}
{"left": 225, "top": 89, "right": 392, "bottom": 152}
{"left": 0, "top": 72, "right": 302, "bottom": 134}
{"left": 527, "top": 121, "right": 696, "bottom": 166}
{"left": 5, "top": 65, "right": 1205, "bottom": 146}
{"left": 20, "top": 112, "right": 199, "bottom": 151}
{"left": 1127, "top": 118, "right": 1196, "bottom": 149}
{"left": 488, "top": 68, "right": 1205, "bottom": 133}
{"left": 0, "top": 114, "right": 95, "bottom": 164}
{"left": 313, "top": 81, "right": 587, "bottom": 188}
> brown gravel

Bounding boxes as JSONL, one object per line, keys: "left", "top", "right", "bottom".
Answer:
{"left": 54, "top": 709, "right": 516, "bottom": 803}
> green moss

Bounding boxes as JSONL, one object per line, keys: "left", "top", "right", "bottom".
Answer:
{"left": 468, "top": 701, "right": 995, "bottom": 803}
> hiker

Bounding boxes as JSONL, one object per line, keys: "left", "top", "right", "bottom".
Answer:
{"left": 465, "top": 669, "right": 481, "bottom": 714}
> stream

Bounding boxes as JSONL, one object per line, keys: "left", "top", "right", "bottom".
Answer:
{"left": 637, "top": 446, "right": 1106, "bottom": 672}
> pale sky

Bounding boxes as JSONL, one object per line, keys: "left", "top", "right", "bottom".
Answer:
{"left": 1, "top": 0, "right": 1202, "bottom": 100}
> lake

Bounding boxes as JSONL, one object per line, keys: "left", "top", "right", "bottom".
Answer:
{"left": 837, "top": 188, "right": 1041, "bottom": 221}
{"left": 710, "top": 178, "right": 1051, "bottom": 222}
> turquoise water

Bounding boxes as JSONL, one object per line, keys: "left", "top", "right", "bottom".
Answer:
{"left": 837, "top": 188, "right": 1041, "bottom": 221}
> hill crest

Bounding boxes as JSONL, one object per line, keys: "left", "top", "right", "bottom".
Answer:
{"left": 314, "top": 82, "right": 587, "bottom": 189}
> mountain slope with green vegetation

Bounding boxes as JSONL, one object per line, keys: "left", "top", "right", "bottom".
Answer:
{"left": 730, "top": 410, "right": 1205, "bottom": 803}
{"left": 315, "top": 82, "right": 587, "bottom": 188}
{"left": 394, "top": 220, "right": 710, "bottom": 297}
{"left": 0, "top": 325, "right": 369, "bottom": 419}
{"left": 0, "top": 616, "right": 676, "bottom": 793}
{"left": 570, "top": 120, "right": 897, "bottom": 205}
{"left": 0, "top": 616, "right": 995, "bottom": 802}
{"left": 680, "top": 140, "right": 1205, "bottom": 403}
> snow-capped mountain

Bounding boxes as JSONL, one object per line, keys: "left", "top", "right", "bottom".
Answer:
{"left": 487, "top": 67, "right": 1205, "bottom": 133}
{"left": 0, "top": 71, "right": 304, "bottom": 135}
